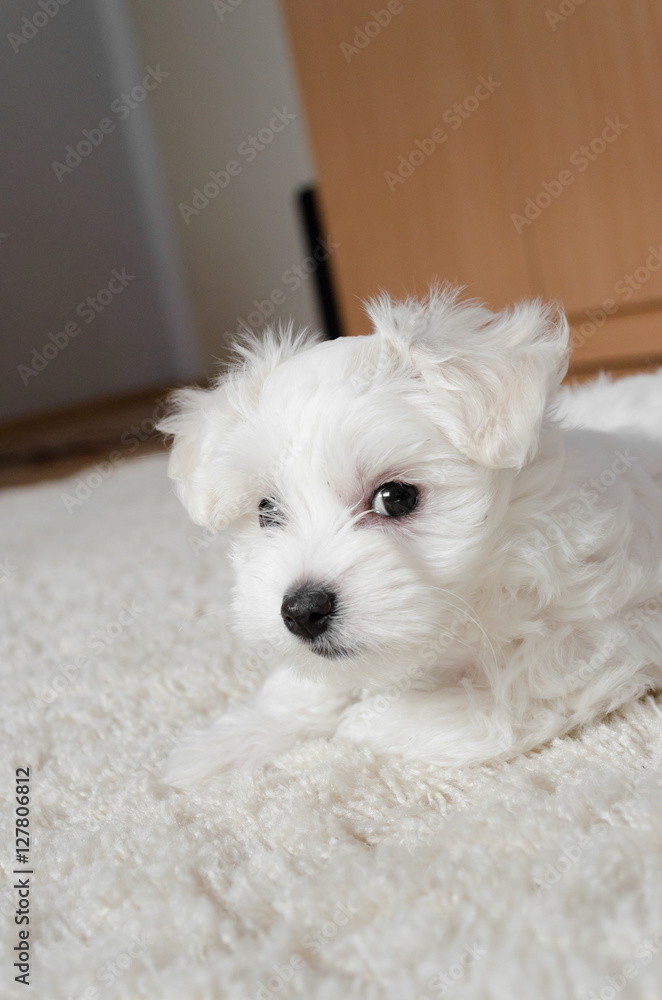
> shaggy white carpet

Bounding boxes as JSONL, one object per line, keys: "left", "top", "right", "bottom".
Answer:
{"left": 2, "top": 453, "right": 662, "bottom": 1000}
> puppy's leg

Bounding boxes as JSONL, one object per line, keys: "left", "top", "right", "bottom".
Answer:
{"left": 164, "top": 666, "right": 351, "bottom": 785}
{"left": 336, "top": 684, "right": 520, "bottom": 767}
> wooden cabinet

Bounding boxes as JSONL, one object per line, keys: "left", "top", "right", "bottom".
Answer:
{"left": 281, "top": 0, "right": 662, "bottom": 373}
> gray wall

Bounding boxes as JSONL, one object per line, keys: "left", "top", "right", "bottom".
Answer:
{"left": 1, "top": 0, "right": 320, "bottom": 423}
{"left": 126, "top": 0, "right": 322, "bottom": 372}
{"left": 0, "top": 0, "right": 201, "bottom": 423}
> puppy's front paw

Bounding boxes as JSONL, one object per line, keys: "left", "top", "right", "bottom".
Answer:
{"left": 163, "top": 709, "right": 301, "bottom": 787}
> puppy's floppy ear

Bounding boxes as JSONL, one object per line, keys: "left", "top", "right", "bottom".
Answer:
{"left": 369, "top": 291, "right": 569, "bottom": 469}
{"left": 157, "top": 384, "right": 236, "bottom": 528}
{"left": 159, "top": 324, "right": 323, "bottom": 527}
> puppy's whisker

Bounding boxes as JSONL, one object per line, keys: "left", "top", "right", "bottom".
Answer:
{"left": 180, "top": 608, "right": 229, "bottom": 626}
{"left": 429, "top": 586, "right": 500, "bottom": 673}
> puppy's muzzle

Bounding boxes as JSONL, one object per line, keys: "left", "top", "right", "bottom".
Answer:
{"left": 281, "top": 584, "right": 336, "bottom": 642}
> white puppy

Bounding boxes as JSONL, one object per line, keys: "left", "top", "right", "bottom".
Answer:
{"left": 160, "top": 289, "right": 662, "bottom": 784}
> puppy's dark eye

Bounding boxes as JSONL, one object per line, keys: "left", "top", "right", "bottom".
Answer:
{"left": 259, "top": 497, "right": 284, "bottom": 528}
{"left": 371, "top": 482, "right": 419, "bottom": 517}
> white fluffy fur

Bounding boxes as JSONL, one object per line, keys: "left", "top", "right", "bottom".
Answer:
{"left": 160, "top": 289, "right": 662, "bottom": 784}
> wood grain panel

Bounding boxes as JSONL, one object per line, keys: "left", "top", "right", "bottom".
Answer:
{"left": 281, "top": 0, "right": 536, "bottom": 335}
{"left": 281, "top": 0, "right": 662, "bottom": 371}
{"left": 568, "top": 307, "right": 662, "bottom": 371}
{"left": 500, "top": 0, "right": 662, "bottom": 313}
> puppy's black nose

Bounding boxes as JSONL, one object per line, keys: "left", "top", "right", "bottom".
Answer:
{"left": 281, "top": 585, "right": 335, "bottom": 641}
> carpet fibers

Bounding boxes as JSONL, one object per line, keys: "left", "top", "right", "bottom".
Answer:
{"left": 2, "top": 454, "right": 662, "bottom": 1000}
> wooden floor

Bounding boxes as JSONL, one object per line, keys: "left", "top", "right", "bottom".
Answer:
{"left": 0, "top": 387, "right": 174, "bottom": 489}
{"left": 0, "top": 364, "right": 657, "bottom": 490}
